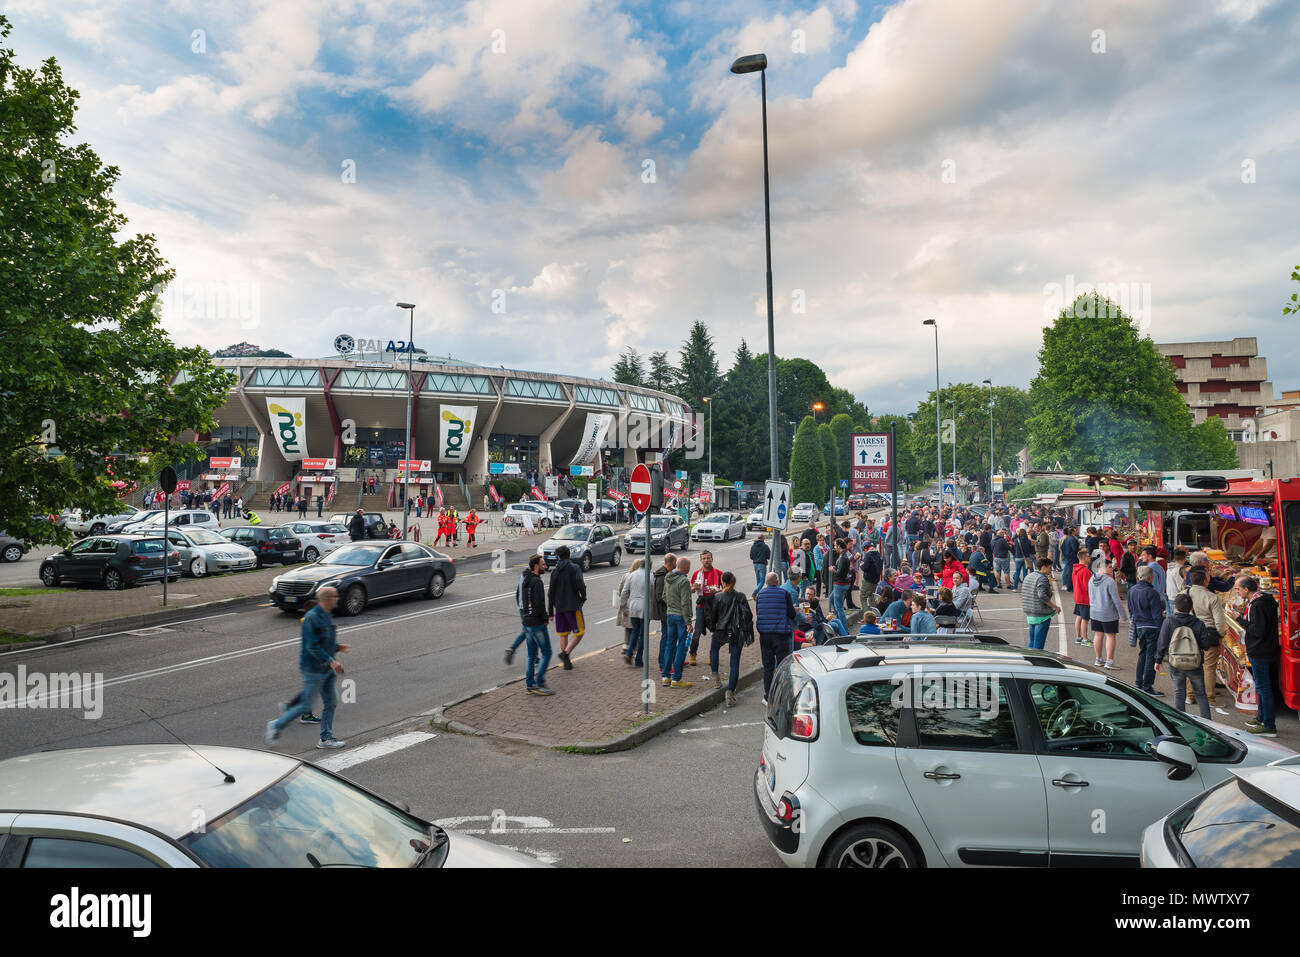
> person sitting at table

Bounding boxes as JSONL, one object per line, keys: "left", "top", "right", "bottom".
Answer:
{"left": 881, "top": 589, "right": 911, "bottom": 629}
{"left": 857, "top": 608, "right": 882, "bottom": 635}
{"left": 952, "top": 580, "right": 973, "bottom": 615}
{"left": 803, "top": 586, "right": 847, "bottom": 642}
{"left": 933, "top": 586, "right": 958, "bottom": 619}
{"left": 907, "top": 593, "right": 938, "bottom": 637}
{"left": 917, "top": 564, "right": 936, "bottom": 589}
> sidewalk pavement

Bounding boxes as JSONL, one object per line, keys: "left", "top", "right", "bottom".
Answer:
{"left": 434, "top": 636, "right": 765, "bottom": 753}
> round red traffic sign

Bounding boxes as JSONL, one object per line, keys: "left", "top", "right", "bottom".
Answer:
{"left": 630, "top": 464, "right": 652, "bottom": 513}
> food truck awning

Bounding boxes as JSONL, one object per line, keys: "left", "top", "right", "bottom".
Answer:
{"left": 1079, "top": 489, "right": 1275, "bottom": 509}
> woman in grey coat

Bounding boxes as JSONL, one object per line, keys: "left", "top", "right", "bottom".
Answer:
{"left": 619, "top": 558, "right": 647, "bottom": 666}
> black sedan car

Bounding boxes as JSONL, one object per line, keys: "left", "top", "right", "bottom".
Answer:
{"left": 623, "top": 514, "right": 690, "bottom": 554}
{"left": 39, "top": 535, "right": 180, "bottom": 590}
{"left": 268, "top": 541, "right": 455, "bottom": 616}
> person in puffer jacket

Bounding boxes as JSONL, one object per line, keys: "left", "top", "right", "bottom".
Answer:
{"left": 1126, "top": 564, "right": 1166, "bottom": 694}
{"left": 1087, "top": 558, "right": 1122, "bottom": 670}
{"left": 755, "top": 572, "right": 796, "bottom": 703}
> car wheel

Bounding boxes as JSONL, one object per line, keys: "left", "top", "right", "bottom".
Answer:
{"left": 344, "top": 583, "right": 367, "bottom": 615}
{"left": 680, "top": 535, "right": 689, "bottom": 551}
{"left": 40, "top": 565, "right": 59, "bottom": 587}
{"left": 425, "top": 572, "right": 446, "bottom": 599}
{"left": 610, "top": 547, "right": 621, "bottom": 567}
{"left": 822, "top": 824, "right": 918, "bottom": 869}
{"left": 104, "top": 569, "right": 125, "bottom": 591}
{"left": 90, "top": 523, "right": 105, "bottom": 535}
{"left": 580, "top": 552, "right": 592, "bottom": 572}
{"left": 1, "top": 544, "right": 23, "bottom": 563}
{"left": 190, "top": 557, "right": 205, "bottom": 578}
{"left": 304, "top": 546, "right": 320, "bottom": 562}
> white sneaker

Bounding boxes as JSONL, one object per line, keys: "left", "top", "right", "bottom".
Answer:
{"left": 1215, "top": 707, "right": 1231, "bottom": 716}
{"left": 1094, "top": 659, "right": 1103, "bottom": 667}
{"left": 316, "top": 737, "right": 346, "bottom": 749}
{"left": 264, "top": 719, "right": 280, "bottom": 746}
{"left": 1103, "top": 660, "right": 1116, "bottom": 670}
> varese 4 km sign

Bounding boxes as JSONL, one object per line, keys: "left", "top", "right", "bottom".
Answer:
{"left": 851, "top": 432, "right": 892, "bottom": 494}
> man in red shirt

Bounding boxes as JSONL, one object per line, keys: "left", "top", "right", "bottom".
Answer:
{"left": 688, "top": 550, "right": 723, "bottom": 667}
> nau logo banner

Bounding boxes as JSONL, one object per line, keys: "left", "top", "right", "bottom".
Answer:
{"left": 571, "top": 412, "right": 614, "bottom": 465}
{"left": 267, "top": 398, "right": 308, "bottom": 462}
{"left": 439, "top": 405, "right": 475, "bottom": 464}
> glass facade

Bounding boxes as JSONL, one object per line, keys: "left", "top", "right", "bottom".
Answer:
{"left": 249, "top": 367, "right": 321, "bottom": 388}
{"left": 575, "top": 385, "right": 619, "bottom": 406}
{"left": 505, "top": 379, "right": 565, "bottom": 401}
{"left": 422, "top": 373, "right": 492, "bottom": 395}
{"left": 335, "top": 369, "right": 409, "bottom": 390}
{"left": 627, "top": 391, "right": 660, "bottom": 412}
{"left": 489, "top": 433, "right": 539, "bottom": 472}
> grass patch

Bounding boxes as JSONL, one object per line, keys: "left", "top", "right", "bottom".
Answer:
{"left": 0, "top": 587, "right": 46, "bottom": 597}
{"left": 0, "top": 629, "right": 40, "bottom": 645}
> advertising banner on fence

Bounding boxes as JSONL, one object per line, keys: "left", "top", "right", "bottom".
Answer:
{"left": 212, "top": 482, "right": 231, "bottom": 502}
{"left": 276, "top": 482, "right": 292, "bottom": 496}
{"left": 266, "top": 398, "right": 308, "bottom": 462}
{"left": 851, "top": 432, "right": 892, "bottom": 494}
{"left": 570, "top": 412, "right": 614, "bottom": 465}
{"left": 438, "top": 405, "right": 476, "bottom": 465}
{"left": 529, "top": 485, "right": 547, "bottom": 501}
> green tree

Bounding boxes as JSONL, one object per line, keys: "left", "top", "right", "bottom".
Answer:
{"left": 1283, "top": 264, "right": 1300, "bottom": 316}
{"left": 647, "top": 351, "right": 676, "bottom": 394}
{"left": 1186, "top": 417, "right": 1238, "bottom": 469}
{"left": 818, "top": 422, "right": 838, "bottom": 503}
{"left": 675, "top": 320, "right": 722, "bottom": 404}
{"left": 1027, "top": 293, "right": 1198, "bottom": 471}
{"left": 829, "top": 413, "right": 854, "bottom": 481}
{"left": 911, "top": 382, "right": 1026, "bottom": 489}
{"left": 710, "top": 340, "right": 767, "bottom": 483}
{"left": 789, "top": 415, "right": 824, "bottom": 505}
{"left": 0, "top": 16, "right": 233, "bottom": 544}
{"left": 611, "top": 347, "right": 645, "bottom": 386}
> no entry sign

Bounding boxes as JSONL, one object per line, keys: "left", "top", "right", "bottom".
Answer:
{"left": 630, "top": 464, "right": 652, "bottom": 512}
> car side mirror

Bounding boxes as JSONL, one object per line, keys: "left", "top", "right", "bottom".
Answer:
{"left": 378, "top": 560, "right": 393, "bottom": 570}
{"left": 1150, "top": 735, "right": 1198, "bottom": 781}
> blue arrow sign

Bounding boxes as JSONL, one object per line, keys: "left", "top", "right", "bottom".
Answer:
{"left": 777, "top": 503, "right": 786, "bottom": 521}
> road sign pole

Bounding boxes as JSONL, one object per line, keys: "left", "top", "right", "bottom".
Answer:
{"left": 629, "top": 462, "right": 654, "bottom": 715}
{"left": 890, "top": 423, "right": 898, "bottom": 569}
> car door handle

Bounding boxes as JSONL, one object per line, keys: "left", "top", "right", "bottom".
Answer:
{"left": 1052, "top": 778, "right": 1089, "bottom": 788}
{"left": 923, "top": 771, "right": 960, "bottom": 780}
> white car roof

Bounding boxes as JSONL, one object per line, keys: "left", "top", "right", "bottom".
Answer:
{"left": 0, "top": 745, "right": 298, "bottom": 839}
{"left": 794, "top": 640, "right": 1104, "bottom": 679}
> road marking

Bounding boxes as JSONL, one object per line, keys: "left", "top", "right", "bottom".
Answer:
{"left": 679, "top": 721, "right": 764, "bottom": 734}
{"left": 594, "top": 615, "right": 617, "bottom": 625}
{"left": 313, "top": 731, "right": 436, "bottom": 771}
{"left": 434, "top": 814, "right": 615, "bottom": 835}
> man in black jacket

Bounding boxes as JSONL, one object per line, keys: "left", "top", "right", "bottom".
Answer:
{"left": 1231, "top": 575, "right": 1279, "bottom": 736}
{"left": 548, "top": 546, "right": 587, "bottom": 669}
{"left": 518, "top": 555, "right": 555, "bottom": 695}
{"left": 652, "top": 552, "right": 676, "bottom": 673}
{"left": 347, "top": 509, "right": 366, "bottom": 542}
{"left": 749, "top": 533, "right": 771, "bottom": 595}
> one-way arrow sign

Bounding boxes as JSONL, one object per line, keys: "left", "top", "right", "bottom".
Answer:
{"left": 762, "top": 479, "right": 792, "bottom": 530}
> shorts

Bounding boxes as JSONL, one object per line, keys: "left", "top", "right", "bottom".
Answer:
{"left": 1073, "top": 603, "right": 1090, "bottom": 620}
{"left": 994, "top": 558, "right": 1010, "bottom": 575}
{"left": 554, "top": 609, "right": 585, "bottom": 636}
{"left": 1091, "top": 618, "right": 1118, "bottom": 635}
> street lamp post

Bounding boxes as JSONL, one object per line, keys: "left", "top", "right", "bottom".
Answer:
{"left": 949, "top": 400, "right": 957, "bottom": 503}
{"left": 923, "top": 319, "right": 941, "bottom": 505}
{"left": 983, "top": 379, "right": 994, "bottom": 505}
{"left": 701, "top": 395, "right": 713, "bottom": 475}
{"left": 396, "top": 302, "right": 416, "bottom": 541}
{"left": 731, "top": 51, "right": 780, "bottom": 576}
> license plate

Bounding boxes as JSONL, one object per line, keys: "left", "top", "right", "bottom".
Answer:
{"left": 284, "top": 552, "right": 298, "bottom": 559}
{"left": 285, "top": 597, "right": 298, "bottom": 603}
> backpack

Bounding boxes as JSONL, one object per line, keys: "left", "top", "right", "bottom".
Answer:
{"left": 1167, "top": 625, "right": 1202, "bottom": 671}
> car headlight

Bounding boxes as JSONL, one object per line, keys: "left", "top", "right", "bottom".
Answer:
{"left": 270, "top": 576, "right": 281, "bottom": 592}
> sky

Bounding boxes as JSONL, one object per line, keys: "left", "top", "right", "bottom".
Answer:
{"left": 8, "top": 0, "right": 1300, "bottom": 413}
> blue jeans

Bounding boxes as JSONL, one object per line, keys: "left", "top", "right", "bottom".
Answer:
{"left": 661, "top": 614, "right": 688, "bottom": 681}
{"left": 626, "top": 617, "right": 644, "bottom": 666}
{"left": 753, "top": 563, "right": 766, "bottom": 592}
{"left": 509, "top": 628, "right": 527, "bottom": 652}
{"left": 1135, "top": 626, "right": 1160, "bottom": 691}
{"left": 524, "top": 624, "right": 552, "bottom": 688}
{"left": 709, "top": 636, "right": 743, "bottom": 692}
{"left": 1026, "top": 619, "right": 1050, "bottom": 650}
{"left": 830, "top": 584, "right": 849, "bottom": 634}
{"left": 1252, "top": 656, "right": 1276, "bottom": 730}
{"left": 1061, "top": 561, "right": 1073, "bottom": 592}
{"left": 275, "top": 667, "right": 337, "bottom": 741}
{"left": 1012, "top": 558, "right": 1028, "bottom": 590}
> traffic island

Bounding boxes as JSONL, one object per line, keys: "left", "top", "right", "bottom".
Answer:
{"left": 431, "top": 642, "right": 764, "bottom": 753}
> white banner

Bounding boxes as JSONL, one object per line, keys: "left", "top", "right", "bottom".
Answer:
{"left": 438, "top": 405, "right": 476, "bottom": 465}
{"left": 571, "top": 412, "right": 614, "bottom": 465}
{"left": 266, "top": 397, "right": 308, "bottom": 462}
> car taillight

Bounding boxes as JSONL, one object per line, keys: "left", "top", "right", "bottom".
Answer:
{"left": 790, "top": 680, "right": 819, "bottom": 741}
{"left": 260, "top": 542, "right": 273, "bottom": 550}
{"left": 776, "top": 793, "right": 798, "bottom": 824}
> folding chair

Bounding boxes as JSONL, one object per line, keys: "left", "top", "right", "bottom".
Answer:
{"left": 966, "top": 591, "right": 985, "bottom": 628}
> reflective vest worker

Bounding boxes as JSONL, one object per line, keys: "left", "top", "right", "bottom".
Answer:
{"left": 245, "top": 509, "right": 262, "bottom": 526}
{"left": 464, "top": 509, "right": 481, "bottom": 547}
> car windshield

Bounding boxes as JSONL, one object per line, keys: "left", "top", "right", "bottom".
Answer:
{"left": 1171, "top": 777, "right": 1300, "bottom": 867}
{"left": 553, "top": 526, "right": 589, "bottom": 540}
{"left": 188, "top": 529, "right": 227, "bottom": 546}
{"left": 322, "top": 524, "right": 348, "bottom": 533}
{"left": 180, "top": 765, "right": 436, "bottom": 867}
{"left": 648, "top": 517, "right": 674, "bottom": 530}
{"left": 702, "top": 515, "right": 729, "bottom": 523}
{"left": 322, "top": 545, "right": 384, "bottom": 566}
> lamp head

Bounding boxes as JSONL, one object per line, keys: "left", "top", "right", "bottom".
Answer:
{"left": 396, "top": 302, "right": 416, "bottom": 310}
{"left": 730, "top": 53, "right": 767, "bottom": 74}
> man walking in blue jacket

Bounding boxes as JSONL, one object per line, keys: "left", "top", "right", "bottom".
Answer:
{"left": 1127, "top": 564, "right": 1166, "bottom": 694}
{"left": 755, "top": 572, "right": 796, "bottom": 704}
{"left": 266, "top": 586, "right": 350, "bottom": 749}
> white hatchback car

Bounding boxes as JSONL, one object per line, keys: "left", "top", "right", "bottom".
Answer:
{"left": 746, "top": 508, "right": 768, "bottom": 531}
{"left": 282, "top": 521, "right": 352, "bottom": 562}
{"left": 0, "top": 745, "right": 544, "bottom": 868}
{"left": 755, "top": 638, "right": 1294, "bottom": 868}
{"left": 790, "top": 503, "right": 819, "bottom": 524}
